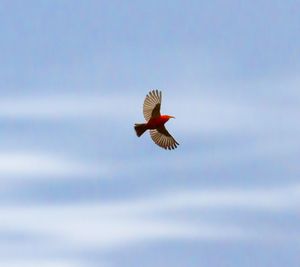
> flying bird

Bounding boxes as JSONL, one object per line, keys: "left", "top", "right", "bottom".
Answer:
{"left": 134, "top": 90, "right": 179, "bottom": 150}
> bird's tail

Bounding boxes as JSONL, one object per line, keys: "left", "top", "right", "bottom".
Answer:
{"left": 134, "top": 123, "right": 147, "bottom": 137}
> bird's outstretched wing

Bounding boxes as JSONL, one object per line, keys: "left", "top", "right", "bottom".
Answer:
{"left": 143, "top": 90, "right": 162, "bottom": 121}
{"left": 150, "top": 126, "right": 179, "bottom": 150}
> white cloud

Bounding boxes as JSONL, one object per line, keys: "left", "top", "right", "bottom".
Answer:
{"left": 0, "top": 95, "right": 139, "bottom": 120}
{"left": 0, "top": 86, "right": 297, "bottom": 139}
{"left": 2, "top": 93, "right": 254, "bottom": 136}
{"left": 0, "top": 260, "right": 93, "bottom": 267}
{"left": 0, "top": 184, "right": 298, "bottom": 252}
{"left": 112, "top": 184, "right": 300, "bottom": 213}
{"left": 0, "top": 73, "right": 299, "bottom": 141}
{"left": 0, "top": 152, "right": 108, "bottom": 178}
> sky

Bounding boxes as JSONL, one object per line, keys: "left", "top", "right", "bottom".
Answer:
{"left": 0, "top": 0, "right": 299, "bottom": 266}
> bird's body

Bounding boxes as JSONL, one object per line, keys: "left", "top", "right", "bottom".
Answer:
{"left": 146, "top": 115, "right": 171, "bottom": 129}
{"left": 134, "top": 90, "right": 179, "bottom": 150}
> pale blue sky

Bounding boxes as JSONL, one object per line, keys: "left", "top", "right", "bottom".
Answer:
{"left": 0, "top": 1, "right": 299, "bottom": 267}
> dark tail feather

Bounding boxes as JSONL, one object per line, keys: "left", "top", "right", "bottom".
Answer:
{"left": 134, "top": 123, "right": 147, "bottom": 137}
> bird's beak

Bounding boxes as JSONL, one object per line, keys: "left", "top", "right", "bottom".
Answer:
{"left": 169, "top": 116, "right": 175, "bottom": 119}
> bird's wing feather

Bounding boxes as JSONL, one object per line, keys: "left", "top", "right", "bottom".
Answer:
{"left": 143, "top": 90, "right": 162, "bottom": 121}
{"left": 150, "top": 126, "right": 179, "bottom": 150}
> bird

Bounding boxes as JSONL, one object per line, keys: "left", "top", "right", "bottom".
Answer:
{"left": 134, "top": 90, "right": 179, "bottom": 150}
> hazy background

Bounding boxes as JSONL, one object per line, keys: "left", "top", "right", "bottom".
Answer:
{"left": 0, "top": 1, "right": 299, "bottom": 266}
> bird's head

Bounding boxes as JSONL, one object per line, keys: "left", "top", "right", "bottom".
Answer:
{"left": 164, "top": 115, "right": 175, "bottom": 121}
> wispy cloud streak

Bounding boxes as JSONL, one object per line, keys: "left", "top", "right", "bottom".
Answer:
{"left": 0, "top": 95, "right": 139, "bottom": 120}
{"left": 0, "top": 152, "right": 108, "bottom": 178}
{"left": 109, "top": 184, "right": 300, "bottom": 213}
{"left": 0, "top": 184, "right": 298, "bottom": 252}
{"left": 0, "top": 87, "right": 297, "bottom": 138}
{"left": 0, "top": 260, "right": 94, "bottom": 267}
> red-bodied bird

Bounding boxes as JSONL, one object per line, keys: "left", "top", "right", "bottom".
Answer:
{"left": 134, "top": 90, "right": 179, "bottom": 150}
